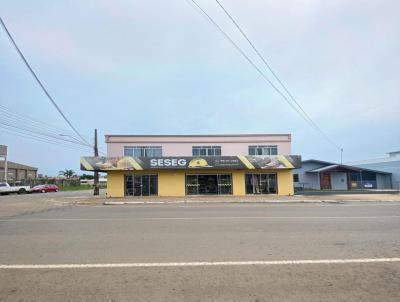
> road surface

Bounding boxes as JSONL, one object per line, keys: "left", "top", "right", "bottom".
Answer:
{"left": 0, "top": 194, "right": 399, "bottom": 301}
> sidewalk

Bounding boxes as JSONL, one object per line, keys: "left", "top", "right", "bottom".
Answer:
{"left": 69, "top": 193, "right": 400, "bottom": 205}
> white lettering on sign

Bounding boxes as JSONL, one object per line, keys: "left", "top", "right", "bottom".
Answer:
{"left": 150, "top": 158, "right": 187, "bottom": 167}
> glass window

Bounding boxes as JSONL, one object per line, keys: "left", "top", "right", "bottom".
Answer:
{"left": 293, "top": 174, "right": 299, "bottom": 182}
{"left": 192, "top": 146, "right": 222, "bottom": 156}
{"left": 245, "top": 173, "right": 277, "bottom": 194}
{"left": 248, "top": 145, "right": 278, "bottom": 156}
{"left": 125, "top": 174, "right": 158, "bottom": 196}
{"left": 124, "top": 147, "right": 134, "bottom": 157}
{"left": 124, "top": 146, "right": 162, "bottom": 157}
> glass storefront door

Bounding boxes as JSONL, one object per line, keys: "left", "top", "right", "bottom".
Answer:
{"left": 245, "top": 173, "right": 277, "bottom": 194}
{"left": 125, "top": 175, "right": 158, "bottom": 196}
{"left": 186, "top": 174, "right": 232, "bottom": 195}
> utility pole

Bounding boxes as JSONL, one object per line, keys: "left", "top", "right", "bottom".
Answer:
{"left": 340, "top": 148, "right": 343, "bottom": 164}
{"left": 93, "top": 128, "right": 99, "bottom": 196}
{"left": 0, "top": 145, "right": 7, "bottom": 182}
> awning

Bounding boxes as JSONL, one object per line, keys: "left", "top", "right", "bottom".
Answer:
{"left": 80, "top": 155, "right": 302, "bottom": 171}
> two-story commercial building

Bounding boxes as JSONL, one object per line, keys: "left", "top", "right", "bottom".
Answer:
{"left": 80, "top": 134, "right": 301, "bottom": 197}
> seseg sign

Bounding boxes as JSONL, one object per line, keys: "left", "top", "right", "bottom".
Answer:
{"left": 150, "top": 158, "right": 187, "bottom": 168}
{"left": 81, "top": 155, "right": 302, "bottom": 171}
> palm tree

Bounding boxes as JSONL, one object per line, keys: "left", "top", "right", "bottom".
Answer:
{"left": 59, "top": 169, "right": 75, "bottom": 179}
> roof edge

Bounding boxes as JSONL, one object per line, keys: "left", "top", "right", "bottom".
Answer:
{"left": 105, "top": 133, "right": 291, "bottom": 138}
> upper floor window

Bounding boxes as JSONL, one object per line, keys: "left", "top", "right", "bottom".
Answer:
{"left": 248, "top": 145, "right": 278, "bottom": 156}
{"left": 192, "top": 146, "right": 221, "bottom": 156}
{"left": 124, "top": 146, "right": 162, "bottom": 157}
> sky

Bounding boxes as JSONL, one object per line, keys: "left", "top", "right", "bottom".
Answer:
{"left": 1, "top": 0, "right": 399, "bottom": 176}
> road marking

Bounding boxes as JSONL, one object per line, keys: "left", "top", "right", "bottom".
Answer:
{"left": 1, "top": 216, "right": 400, "bottom": 222}
{"left": 1, "top": 258, "right": 399, "bottom": 269}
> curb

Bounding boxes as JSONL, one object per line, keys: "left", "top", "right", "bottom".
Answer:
{"left": 103, "top": 200, "right": 330, "bottom": 205}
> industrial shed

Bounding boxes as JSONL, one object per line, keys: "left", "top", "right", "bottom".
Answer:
{"left": 294, "top": 159, "right": 392, "bottom": 190}
{"left": 0, "top": 161, "right": 38, "bottom": 182}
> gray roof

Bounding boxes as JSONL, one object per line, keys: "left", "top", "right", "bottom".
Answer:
{"left": 0, "top": 161, "right": 38, "bottom": 171}
{"left": 303, "top": 159, "right": 391, "bottom": 175}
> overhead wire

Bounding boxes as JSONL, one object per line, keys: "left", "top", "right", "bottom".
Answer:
{"left": 0, "top": 104, "right": 81, "bottom": 139}
{"left": 0, "top": 105, "right": 92, "bottom": 147}
{"left": 0, "top": 16, "right": 92, "bottom": 147}
{"left": 0, "top": 127, "right": 90, "bottom": 152}
{"left": 0, "top": 105, "right": 107, "bottom": 155}
{"left": 187, "top": 0, "right": 341, "bottom": 150}
{"left": 214, "top": 0, "right": 340, "bottom": 150}
{"left": 0, "top": 119, "right": 90, "bottom": 147}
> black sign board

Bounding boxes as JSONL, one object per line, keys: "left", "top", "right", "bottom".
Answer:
{"left": 81, "top": 155, "right": 301, "bottom": 171}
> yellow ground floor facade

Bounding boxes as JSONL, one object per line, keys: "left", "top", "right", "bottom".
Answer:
{"left": 106, "top": 169, "right": 294, "bottom": 198}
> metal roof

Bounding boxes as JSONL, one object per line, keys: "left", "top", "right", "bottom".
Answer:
{"left": 304, "top": 161, "right": 391, "bottom": 175}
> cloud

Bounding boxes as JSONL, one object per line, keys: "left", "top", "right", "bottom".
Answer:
{"left": 0, "top": 0, "right": 399, "bottom": 174}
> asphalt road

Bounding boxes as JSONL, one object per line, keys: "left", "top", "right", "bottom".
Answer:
{"left": 0, "top": 197, "right": 399, "bottom": 301}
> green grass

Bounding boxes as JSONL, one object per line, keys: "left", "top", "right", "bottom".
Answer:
{"left": 59, "top": 185, "right": 93, "bottom": 191}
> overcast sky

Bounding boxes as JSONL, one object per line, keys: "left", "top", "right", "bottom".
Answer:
{"left": 1, "top": 0, "right": 399, "bottom": 176}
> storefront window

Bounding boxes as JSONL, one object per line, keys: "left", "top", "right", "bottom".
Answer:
{"left": 245, "top": 173, "right": 277, "bottom": 194}
{"left": 125, "top": 175, "right": 158, "bottom": 196}
{"left": 186, "top": 174, "right": 232, "bottom": 195}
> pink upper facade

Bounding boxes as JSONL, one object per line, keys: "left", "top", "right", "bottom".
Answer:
{"left": 106, "top": 134, "right": 292, "bottom": 157}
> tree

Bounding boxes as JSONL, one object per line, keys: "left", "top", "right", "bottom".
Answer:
{"left": 80, "top": 173, "right": 94, "bottom": 180}
{"left": 59, "top": 169, "right": 75, "bottom": 179}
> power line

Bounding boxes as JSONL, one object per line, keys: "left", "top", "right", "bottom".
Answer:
{"left": 0, "top": 105, "right": 107, "bottom": 155}
{"left": 187, "top": 0, "right": 341, "bottom": 150}
{"left": 0, "top": 16, "right": 92, "bottom": 147}
{"left": 214, "top": 0, "right": 340, "bottom": 150}
{"left": 0, "top": 105, "right": 92, "bottom": 147}
{"left": 0, "top": 119, "right": 90, "bottom": 147}
{"left": 0, "top": 104, "right": 82, "bottom": 139}
{"left": 0, "top": 108, "right": 86, "bottom": 145}
{"left": 0, "top": 127, "right": 90, "bottom": 152}
{"left": 187, "top": 1, "right": 311, "bottom": 123}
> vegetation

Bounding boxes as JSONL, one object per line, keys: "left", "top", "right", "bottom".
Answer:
{"left": 80, "top": 173, "right": 94, "bottom": 180}
{"left": 58, "top": 169, "right": 76, "bottom": 179}
{"left": 59, "top": 185, "right": 92, "bottom": 191}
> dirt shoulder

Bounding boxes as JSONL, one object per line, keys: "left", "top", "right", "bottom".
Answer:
{"left": 81, "top": 193, "right": 400, "bottom": 205}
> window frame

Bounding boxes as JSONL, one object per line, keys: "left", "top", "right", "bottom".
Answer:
{"left": 248, "top": 145, "right": 278, "bottom": 156}
{"left": 124, "top": 146, "right": 162, "bottom": 157}
{"left": 192, "top": 146, "right": 222, "bottom": 157}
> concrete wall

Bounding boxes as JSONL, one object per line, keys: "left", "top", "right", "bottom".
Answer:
{"left": 106, "top": 135, "right": 292, "bottom": 157}
{"left": 106, "top": 169, "right": 294, "bottom": 198}
{"left": 0, "top": 168, "right": 37, "bottom": 181}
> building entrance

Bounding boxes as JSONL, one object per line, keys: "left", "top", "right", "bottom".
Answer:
{"left": 186, "top": 174, "right": 232, "bottom": 195}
